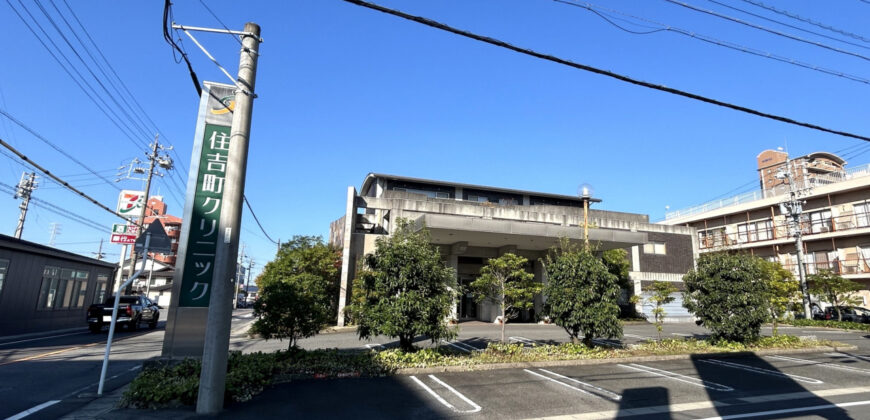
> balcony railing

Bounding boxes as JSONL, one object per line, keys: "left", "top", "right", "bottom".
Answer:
{"left": 782, "top": 256, "right": 870, "bottom": 277}
{"left": 698, "top": 213, "right": 870, "bottom": 249}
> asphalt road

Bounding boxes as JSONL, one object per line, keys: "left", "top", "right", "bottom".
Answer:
{"left": 0, "top": 309, "right": 256, "bottom": 420}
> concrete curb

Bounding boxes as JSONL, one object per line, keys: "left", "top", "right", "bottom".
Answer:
{"left": 393, "top": 345, "right": 858, "bottom": 375}
{"left": 320, "top": 326, "right": 358, "bottom": 334}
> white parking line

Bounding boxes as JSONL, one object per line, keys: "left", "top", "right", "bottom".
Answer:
{"left": 410, "top": 375, "right": 481, "bottom": 413}
{"left": 524, "top": 369, "right": 596, "bottom": 397}
{"left": 5, "top": 400, "right": 60, "bottom": 420}
{"left": 364, "top": 343, "right": 384, "bottom": 350}
{"left": 441, "top": 339, "right": 479, "bottom": 353}
{"left": 509, "top": 336, "right": 538, "bottom": 345}
{"left": 698, "top": 358, "right": 823, "bottom": 384}
{"left": 696, "top": 399, "right": 870, "bottom": 420}
{"left": 768, "top": 354, "right": 870, "bottom": 375}
{"left": 624, "top": 333, "right": 654, "bottom": 340}
{"left": 537, "top": 368, "right": 622, "bottom": 401}
{"left": 618, "top": 363, "right": 734, "bottom": 391}
{"left": 825, "top": 352, "right": 870, "bottom": 363}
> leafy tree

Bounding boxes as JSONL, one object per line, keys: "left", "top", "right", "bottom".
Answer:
{"left": 542, "top": 240, "right": 622, "bottom": 346}
{"left": 352, "top": 219, "right": 457, "bottom": 351}
{"left": 644, "top": 281, "right": 677, "bottom": 341}
{"left": 250, "top": 236, "right": 340, "bottom": 349}
{"left": 602, "top": 248, "right": 631, "bottom": 289}
{"left": 470, "top": 253, "right": 540, "bottom": 342}
{"left": 683, "top": 252, "right": 769, "bottom": 342}
{"left": 759, "top": 259, "right": 799, "bottom": 336}
{"left": 809, "top": 270, "right": 862, "bottom": 322}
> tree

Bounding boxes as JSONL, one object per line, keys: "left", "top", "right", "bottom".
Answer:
{"left": 808, "top": 270, "right": 862, "bottom": 321}
{"left": 352, "top": 219, "right": 457, "bottom": 351}
{"left": 542, "top": 241, "right": 622, "bottom": 346}
{"left": 470, "top": 253, "right": 540, "bottom": 343}
{"left": 683, "top": 252, "right": 769, "bottom": 342}
{"left": 644, "top": 281, "right": 677, "bottom": 341}
{"left": 250, "top": 235, "right": 340, "bottom": 349}
{"left": 602, "top": 248, "right": 631, "bottom": 289}
{"left": 759, "top": 259, "right": 799, "bottom": 336}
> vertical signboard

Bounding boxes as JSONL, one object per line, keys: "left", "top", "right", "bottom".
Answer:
{"left": 163, "top": 82, "right": 235, "bottom": 358}
{"left": 117, "top": 190, "right": 145, "bottom": 217}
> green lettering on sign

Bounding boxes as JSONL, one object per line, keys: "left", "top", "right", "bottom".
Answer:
{"left": 179, "top": 123, "right": 230, "bottom": 307}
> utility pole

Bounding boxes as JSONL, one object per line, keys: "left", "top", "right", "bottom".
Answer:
{"left": 13, "top": 172, "right": 37, "bottom": 239}
{"left": 125, "top": 136, "right": 173, "bottom": 293}
{"left": 233, "top": 243, "right": 246, "bottom": 309}
{"left": 777, "top": 159, "right": 813, "bottom": 319}
{"left": 197, "top": 22, "right": 261, "bottom": 415}
{"left": 93, "top": 238, "right": 105, "bottom": 260}
{"left": 48, "top": 222, "right": 61, "bottom": 246}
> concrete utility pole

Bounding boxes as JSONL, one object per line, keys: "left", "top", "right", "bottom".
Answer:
{"left": 93, "top": 238, "right": 105, "bottom": 260}
{"left": 233, "top": 243, "right": 246, "bottom": 309}
{"left": 13, "top": 172, "right": 37, "bottom": 239}
{"left": 48, "top": 222, "right": 61, "bottom": 246}
{"left": 125, "top": 136, "right": 173, "bottom": 293}
{"left": 778, "top": 159, "right": 813, "bottom": 319}
{"left": 197, "top": 22, "right": 261, "bottom": 415}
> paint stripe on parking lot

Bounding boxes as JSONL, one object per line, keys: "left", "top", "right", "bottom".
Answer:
{"left": 441, "top": 339, "right": 479, "bottom": 353}
{"left": 509, "top": 336, "right": 538, "bottom": 345}
{"left": 537, "top": 369, "right": 621, "bottom": 401}
{"left": 825, "top": 352, "right": 870, "bottom": 363}
{"left": 364, "top": 343, "right": 384, "bottom": 350}
{"left": 5, "top": 400, "right": 60, "bottom": 420}
{"left": 624, "top": 333, "right": 654, "bottom": 340}
{"left": 696, "top": 399, "right": 870, "bottom": 420}
{"left": 410, "top": 375, "right": 481, "bottom": 413}
{"left": 524, "top": 369, "right": 596, "bottom": 398}
{"left": 618, "top": 363, "right": 734, "bottom": 392}
{"left": 698, "top": 358, "right": 823, "bottom": 384}
{"left": 768, "top": 354, "right": 870, "bottom": 375}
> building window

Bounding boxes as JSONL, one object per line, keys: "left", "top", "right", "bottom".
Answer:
{"left": 643, "top": 242, "right": 666, "bottom": 255}
{"left": 0, "top": 259, "right": 8, "bottom": 299}
{"left": 808, "top": 210, "right": 833, "bottom": 234}
{"left": 698, "top": 228, "right": 726, "bottom": 248}
{"left": 37, "top": 266, "right": 60, "bottom": 310}
{"left": 93, "top": 274, "right": 109, "bottom": 304}
{"left": 435, "top": 192, "right": 449, "bottom": 199}
{"left": 467, "top": 195, "right": 488, "bottom": 203}
{"left": 855, "top": 203, "right": 870, "bottom": 228}
{"left": 73, "top": 270, "right": 89, "bottom": 308}
{"left": 737, "top": 220, "right": 773, "bottom": 243}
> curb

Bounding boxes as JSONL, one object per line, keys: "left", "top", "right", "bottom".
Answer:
{"left": 320, "top": 326, "right": 358, "bottom": 335}
{"left": 393, "top": 345, "right": 858, "bottom": 375}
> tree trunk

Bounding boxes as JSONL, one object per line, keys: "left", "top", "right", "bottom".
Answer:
{"left": 583, "top": 333, "right": 593, "bottom": 348}
{"left": 501, "top": 303, "right": 506, "bottom": 343}
{"left": 399, "top": 335, "right": 413, "bottom": 352}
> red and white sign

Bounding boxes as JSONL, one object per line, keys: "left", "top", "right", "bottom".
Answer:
{"left": 110, "top": 233, "right": 137, "bottom": 244}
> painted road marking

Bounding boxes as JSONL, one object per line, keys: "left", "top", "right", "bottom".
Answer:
{"left": 825, "top": 352, "right": 870, "bottom": 363}
{"left": 524, "top": 369, "right": 596, "bottom": 398}
{"left": 618, "top": 363, "right": 734, "bottom": 391}
{"left": 509, "top": 336, "right": 538, "bottom": 345}
{"left": 0, "top": 342, "right": 101, "bottom": 366}
{"left": 410, "top": 375, "right": 481, "bottom": 413}
{"left": 441, "top": 340, "right": 479, "bottom": 353}
{"left": 527, "top": 386, "right": 870, "bottom": 420}
{"left": 624, "top": 333, "right": 654, "bottom": 340}
{"left": 768, "top": 354, "right": 870, "bottom": 375}
{"left": 5, "top": 400, "right": 60, "bottom": 420}
{"left": 364, "top": 343, "right": 384, "bottom": 350}
{"left": 696, "top": 399, "right": 870, "bottom": 420}
{"left": 0, "top": 331, "right": 87, "bottom": 347}
{"left": 537, "top": 368, "right": 622, "bottom": 401}
{"left": 698, "top": 358, "right": 823, "bottom": 384}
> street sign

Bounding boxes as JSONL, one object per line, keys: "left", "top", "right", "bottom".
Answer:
{"left": 116, "top": 190, "right": 145, "bottom": 217}
{"left": 111, "top": 223, "right": 139, "bottom": 235}
{"left": 135, "top": 222, "right": 172, "bottom": 253}
{"left": 110, "top": 233, "right": 136, "bottom": 244}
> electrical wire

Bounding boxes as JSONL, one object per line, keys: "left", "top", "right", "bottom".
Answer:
{"left": 0, "top": 182, "right": 109, "bottom": 232}
{"left": 664, "top": 0, "right": 870, "bottom": 63}
{"left": 163, "top": 0, "right": 202, "bottom": 97}
{"left": 708, "top": 0, "right": 870, "bottom": 51}
{"left": 739, "top": 0, "right": 870, "bottom": 44}
{"left": 556, "top": 1, "right": 870, "bottom": 86}
{"left": 198, "top": 0, "right": 244, "bottom": 46}
{"left": 343, "top": 0, "right": 870, "bottom": 142}
{"left": 0, "top": 108, "right": 122, "bottom": 192}
{"left": 243, "top": 195, "right": 278, "bottom": 244}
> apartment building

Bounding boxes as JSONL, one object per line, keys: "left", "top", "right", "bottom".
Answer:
{"left": 662, "top": 150, "right": 870, "bottom": 308}
{"left": 330, "top": 174, "right": 698, "bottom": 326}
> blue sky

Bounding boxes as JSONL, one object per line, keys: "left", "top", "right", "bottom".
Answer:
{"left": 1, "top": 0, "right": 868, "bottom": 276}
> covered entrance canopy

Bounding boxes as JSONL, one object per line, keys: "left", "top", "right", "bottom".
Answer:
{"left": 410, "top": 213, "right": 648, "bottom": 252}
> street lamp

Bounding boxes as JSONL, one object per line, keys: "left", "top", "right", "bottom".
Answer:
{"left": 578, "top": 184, "right": 602, "bottom": 248}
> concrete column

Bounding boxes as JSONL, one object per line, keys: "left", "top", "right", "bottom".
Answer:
{"left": 337, "top": 186, "right": 357, "bottom": 326}
{"left": 534, "top": 259, "right": 547, "bottom": 318}
{"left": 447, "top": 254, "right": 459, "bottom": 321}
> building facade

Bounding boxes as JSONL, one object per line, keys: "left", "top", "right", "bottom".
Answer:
{"left": 662, "top": 150, "right": 870, "bottom": 308}
{"left": 0, "top": 234, "right": 116, "bottom": 336}
{"left": 331, "top": 174, "right": 698, "bottom": 326}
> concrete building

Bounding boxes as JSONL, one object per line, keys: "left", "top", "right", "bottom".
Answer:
{"left": 662, "top": 150, "right": 870, "bottom": 308}
{"left": 142, "top": 196, "right": 182, "bottom": 266}
{"left": 331, "top": 174, "right": 698, "bottom": 326}
{"left": 0, "top": 234, "right": 116, "bottom": 336}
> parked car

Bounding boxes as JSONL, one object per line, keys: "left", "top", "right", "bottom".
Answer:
{"left": 821, "top": 306, "right": 870, "bottom": 323}
{"left": 86, "top": 295, "right": 160, "bottom": 333}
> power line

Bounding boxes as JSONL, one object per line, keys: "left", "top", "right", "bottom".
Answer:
{"left": 0, "top": 108, "right": 122, "bottom": 192}
{"left": 198, "top": 0, "right": 244, "bottom": 47}
{"left": 342, "top": 0, "right": 870, "bottom": 142}
{"left": 708, "top": 0, "right": 870, "bottom": 51}
{"left": 243, "top": 195, "right": 278, "bottom": 244}
{"left": 664, "top": 0, "right": 870, "bottom": 63}
{"left": 0, "top": 181, "right": 108, "bottom": 233}
{"left": 163, "top": 0, "right": 202, "bottom": 97}
{"left": 0, "top": 137, "right": 134, "bottom": 223}
{"left": 739, "top": 0, "right": 870, "bottom": 44}
{"left": 556, "top": 1, "right": 870, "bottom": 86}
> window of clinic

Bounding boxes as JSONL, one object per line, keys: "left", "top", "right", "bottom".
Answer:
{"left": 643, "top": 242, "right": 666, "bottom": 255}
{"left": 37, "top": 266, "right": 90, "bottom": 310}
{"left": 0, "top": 258, "right": 8, "bottom": 297}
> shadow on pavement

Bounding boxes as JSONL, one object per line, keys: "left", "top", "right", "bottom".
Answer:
{"left": 691, "top": 353, "right": 852, "bottom": 419}
{"left": 616, "top": 386, "right": 672, "bottom": 419}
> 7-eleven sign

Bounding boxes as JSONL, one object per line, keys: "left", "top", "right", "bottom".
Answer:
{"left": 117, "top": 190, "right": 145, "bottom": 217}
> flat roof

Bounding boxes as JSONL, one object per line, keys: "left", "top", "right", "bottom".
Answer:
{"left": 361, "top": 173, "right": 602, "bottom": 204}
{"left": 0, "top": 234, "right": 116, "bottom": 268}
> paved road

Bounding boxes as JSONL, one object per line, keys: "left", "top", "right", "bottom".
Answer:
{"left": 0, "top": 309, "right": 256, "bottom": 420}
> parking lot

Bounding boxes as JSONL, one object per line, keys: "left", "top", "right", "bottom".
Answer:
{"left": 210, "top": 320, "right": 870, "bottom": 419}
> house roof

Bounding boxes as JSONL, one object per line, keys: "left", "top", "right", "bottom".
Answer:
{"left": 0, "top": 234, "right": 116, "bottom": 268}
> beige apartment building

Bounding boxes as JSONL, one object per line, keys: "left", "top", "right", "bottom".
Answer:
{"left": 661, "top": 149, "right": 870, "bottom": 310}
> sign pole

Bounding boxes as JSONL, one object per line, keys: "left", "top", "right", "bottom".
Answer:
{"left": 197, "top": 22, "right": 260, "bottom": 415}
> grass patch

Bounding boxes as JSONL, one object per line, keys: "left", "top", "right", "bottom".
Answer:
{"left": 784, "top": 318, "right": 870, "bottom": 332}
{"left": 122, "top": 334, "right": 839, "bottom": 409}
